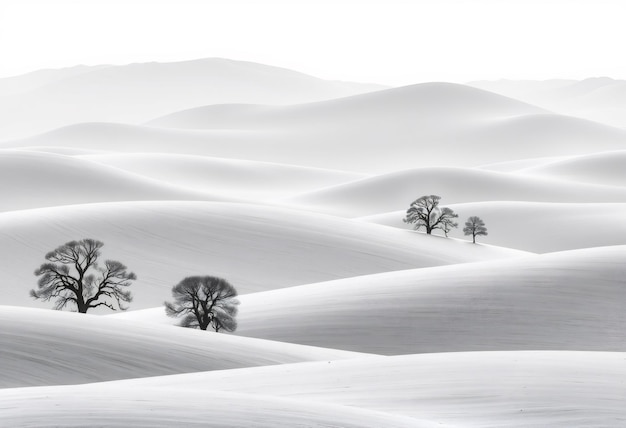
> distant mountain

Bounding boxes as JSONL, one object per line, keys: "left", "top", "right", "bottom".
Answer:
{"left": 0, "top": 64, "right": 111, "bottom": 97}
{"left": 469, "top": 77, "right": 626, "bottom": 128}
{"left": 0, "top": 58, "right": 385, "bottom": 140}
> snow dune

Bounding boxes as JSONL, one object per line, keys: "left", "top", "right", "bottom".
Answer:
{"left": 0, "top": 306, "right": 368, "bottom": 388}
{"left": 284, "top": 167, "right": 626, "bottom": 217}
{"left": 361, "top": 201, "right": 626, "bottom": 253}
{"left": 478, "top": 155, "right": 568, "bottom": 172}
{"left": 0, "top": 201, "right": 526, "bottom": 309}
{"left": 78, "top": 153, "right": 365, "bottom": 199}
{"left": 471, "top": 77, "right": 626, "bottom": 128}
{"left": 233, "top": 246, "right": 626, "bottom": 354}
{"left": 7, "top": 83, "right": 626, "bottom": 172}
{"left": 463, "top": 112, "right": 626, "bottom": 153}
{"left": 3, "top": 58, "right": 626, "bottom": 427}
{"left": 0, "top": 388, "right": 423, "bottom": 428}
{"left": 94, "top": 351, "right": 626, "bottom": 427}
{"left": 517, "top": 150, "right": 626, "bottom": 186}
{"left": 1, "top": 122, "right": 270, "bottom": 155}
{"left": 0, "top": 150, "right": 231, "bottom": 212}
{"left": 147, "top": 82, "right": 545, "bottom": 130}
{"left": 5, "top": 351, "right": 624, "bottom": 427}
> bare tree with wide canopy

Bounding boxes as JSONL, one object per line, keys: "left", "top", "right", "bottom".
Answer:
{"left": 165, "top": 275, "right": 240, "bottom": 332}
{"left": 31, "top": 239, "right": 136, "bottom": 313}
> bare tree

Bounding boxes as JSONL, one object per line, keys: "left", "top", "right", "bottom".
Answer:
{"left": 463, "top": 216, "right": 488, "bottom": 243}
{"left": 403, "top": 195, "right": 458, "bottom": 235}
{"left": 164, "top": 276, "right": 240, "bottom": 332}
{"left": 31, "top": 239, "right": 135, "bottom": 313}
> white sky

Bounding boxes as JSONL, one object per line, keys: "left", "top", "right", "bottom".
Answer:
{"left": 0, "top": 0, "right": 625, "bottom": 86}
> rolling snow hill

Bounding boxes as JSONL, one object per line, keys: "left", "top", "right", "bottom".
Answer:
{"left": 78, "top": 153, "right": 365, "bottom": 199}
{"left": 0, "top": 150, "right": 233, "bottom": 211}
{"left": 0, "top": 201, "right": 527, "bottom": 309}
{"left": 470, "top": 77, "right": 626, "bottom": 128}
{"left": 360, "top": 201, "right": 626, "bottom": 253}
{"left": 283, "top": 167, "right": 626, "bottom": 217}
{"left": 517, "top": 150, "right": 626, "bottom": 186}
{"left": 5, "top": 351, "right": 623, "bottom": 427}
{"left": 0, "top": 306, "right": 369, "bottom": 388}
{"left": 6, "top": 83, "right": 626, "bottom": 172}
{"left": 233, "top": 246, "right": 626, "bottom": 354}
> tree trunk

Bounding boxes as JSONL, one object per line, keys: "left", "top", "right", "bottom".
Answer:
{"left": 76, "top": 290, "right": 88, "bottom": 313}
{"left": 472, "top": 234, "right": 476, "bottom": 244}
{"left": 199, "top": 315, "right": 209, "bottom": 330}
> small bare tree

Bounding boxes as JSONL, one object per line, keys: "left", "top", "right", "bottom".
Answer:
{"left": 403, "top": 195, "right": 458, "bottom": 235}
{"left": 31, "top": 239, "right": 135, "bottom": 313}
{"left": 463, "top": 216, "right": 488, "bottom": 243}
{"left": 164, "top": 276, "right": 239, "bottom": 332}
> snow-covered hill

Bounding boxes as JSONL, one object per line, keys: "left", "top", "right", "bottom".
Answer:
{"left": 0, "top": 201, "right": 527, "bottom": 309}
{"left": 2, "top": 58, "right": 626, "bottom": 427}
{"left": 0, "top": 306, "right": 368, "bottom": 388}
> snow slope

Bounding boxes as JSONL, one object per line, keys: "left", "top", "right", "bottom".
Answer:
{"left": 0, "top": 201, "right": 526, "bottom": 309}
{"left": 360, "top": 201, "right": 626, "bottom": 253}
{"left": 0, "top": 387, "right": 423, "bottom": 428}
{"left": 78, "top": 153, "right": 365, "bottom": 199}
{"left": 147, "top": 81, "right": 545, "bottom": 130}
{"left": 517, "top": 150, "right": 626, "bottom": 186}
{"left": 0, "top": 306, "right": 368, "bottom": 388}
{"left": 7, "top": 83, "right": 626, "bottom": 172}
{"left": 0, "top": 150, "right": 233, "bottom": 212}
{"left": 470, "top": 77, "right": 626, "bottom": 128}
{"left": 284, "top": 167, "right": 626, "bottom": 217}
{"left": 233, "top": 246, "right": 626, "bottom": 354}
{"left": 5, "top": 351, "right": 624, "bottom": 427}
{"left": 87, "top": 351, "right": 626, "bottom": 427}
{"left": 3, "top": 59, "right": 626, "bottom": 427}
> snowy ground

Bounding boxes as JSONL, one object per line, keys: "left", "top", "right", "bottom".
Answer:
{"left": 1, "top": 59, "right": 625, "bottom": 427}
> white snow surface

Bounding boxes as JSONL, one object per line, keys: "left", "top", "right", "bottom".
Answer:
{"left": 517, "top": 149, "right": 626, "bottom": 186}
{"left": 0, "top": 306, "right": 369, "bottom": 388}
{"left": 0, "top": 150, "right": 234, "bottom": 211}
{"left": 234, "top": 245, "right": 626, "bottom": 353}
{"left": 0, "top": 201, "right": 526, "bottom": 309}
{"left": 2, "top": 60, "right": 626, "bottom": 426}
{"left": 470, "top": 77, "right": 626, "bottom": 129}
{"left": 4, "top": 351, "right": 625, "bottom": 427}
{"left": 361, "top": 201, "right": 626, "bottom": 253}
{"left": 284, "top": 166, "right": 626, "bottom": 217}
{"left": 0, "top": 388, "right": 425, "bottom": 428}
{"left": 77, "top": 152, "right": 365, "bottom": 199}
{"left": 5, "top": 83, "right": 626, "bottom": 173}
{"left": 117, "top": 246, "right": 626, "bottom": 355}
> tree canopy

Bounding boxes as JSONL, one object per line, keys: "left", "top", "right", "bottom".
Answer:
{"left": 403, "top": 195, "right": 458, "bottom": 235}
{"left": 463, "top": 216, "right": 488, "bottom": 243}
{"left": 31, "top": 239, "right": 136, "bottom": 313}
{"left": 164, "top": 275, "right": 240, "bottom": 332}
